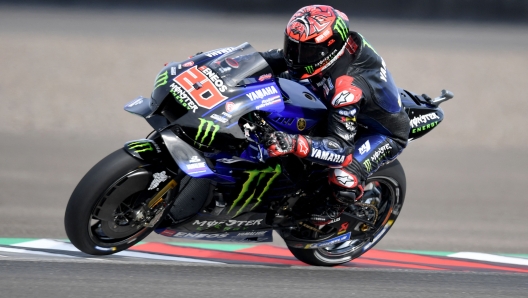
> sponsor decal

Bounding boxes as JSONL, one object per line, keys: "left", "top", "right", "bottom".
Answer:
{"left": 182, "top": 61, "right": 194, "bottom": 68}
{"left": 363, "top": 159, "right": 372, "bottom": 172}
{"left": 211, "top": 113, "right": 228, "bottom": 124}
{"left": 236, "top": 231, "right": 268, "bottom": 236}
{"left": 409, "top": 112, "right": 440, "bottom": 128}
{"left": 329, "top": 217, "right": 341, "bottom": 224}
{"left": 247, "top": 86, "right": 279, "bottom": 101}
{"left": 304, "top": 232, "right": 351, "bottom": 249}
{"left": 327, "top": 38, "right": 335, "bottom": 46}
{"left": 358, "top": 140, "right": 371, "bottom": 155}
{"left": 332, "top": 91, "right": 355, "bottom": 107}
{"left": 154, "top": 70, "right": 168, "bottom": 88}
{"left": 216, "top": 158, "right": 241, "bottom": 164}
{"left": 218, "top": 67, "right": 231, "bottom": 74}
{"left": 186, "top": 162, "right": 206, "bottom": 173}
{"left": 225, "top": 102, "right": 236, "bottom": 112}
{"left": 221, "top": 112, "right": 232, "bottom": 119}
{"left": 315, "top": 28, "right": 332, "bottom": 43}
{"left": 195, "top": 118, "right": 220, "bottom": 146}
{"left": 333, "top": 169, "right": 357, "bottom": 188}
{"left": 361, "top": 34, "right": 379, "bottom": 55}
{"left": 296, "top": 136, "right": 310, "bottom": 158}
{"left": 338, "top": 108, "right": 356, "bottom": 116}
{"left": 370, "top": 143, "right": 392, "bottom": 163}
{"left": 258, "top": 73, "right": 273, "bottom": 82}
{"left": 334, "top": 17, "right": 348, "bottom": 41}
{"left": 204, "top": 47, "right": 235, "bottom": 58}
{"left": 169, "top": 83, "right": 199, "bottom": 113}
{"left": 173, "top": 66, "right": 228, "bottom": 110}
{"left": 412, "top": 121, "right": 439, "bottom": 134}
{"left": 127, "top": 98, "right": 143, "bottom": 107}
{"left": 305, "top": 65, "right": 314, "bottom": 74}
{"left": 170, "top": 66, "right": 177, "bottom": 75}
{"left": 189, "top": 156, "right": 201, "bottom": 163}
{"left": 310, "top": 149, "right": 345, "bottom": 163}
{"left": 148, "top": 171, "right": 168, "bottom": 190}
{"left": 338, "top": 222, "right": 349, "bottom": 235}
{"left": 380, "top": 58, "right": 388, "bottom": 82}
{"left": 256, "top": 97, "right": 281, "bottom": 110}
{"left": 297, "top": 118, "right": 306, "bottom": 131}
{"left": 327, "top": 141, "right": 340, "bottom": 149}
{"left": 228, "top": 164, "right": 282, "bottom": 217}
{"left": 323, "top": 77, "right": 334, "bottom": 96}
{"left": 192, "top": 219, "right": 263, "bottom": 228}
{"left": 173, "top": 232, "right": 229, "bottom": 238}
{"left": 342, "top": 133, "right": 354, "bottom": 141}
{"left": 127, "top": 141, "right": 154, "bottom": 153}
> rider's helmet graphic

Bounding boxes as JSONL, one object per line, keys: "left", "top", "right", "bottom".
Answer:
{"left": 283, "top": 5, "right": 350, "bottom": 80}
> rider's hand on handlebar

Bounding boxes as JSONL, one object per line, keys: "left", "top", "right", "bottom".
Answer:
{"left": 266, "top": 131, "right": 295, "bottom": 157}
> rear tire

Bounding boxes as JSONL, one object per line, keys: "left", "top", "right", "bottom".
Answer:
{"left": 287, "top": 159, "right": 406, "bottom": 266}
{"left": 64, "top": 149, "right": 174, "bottom": 255}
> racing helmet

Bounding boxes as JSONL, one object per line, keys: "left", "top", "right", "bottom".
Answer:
{"left": 284, "top": 5, "right": 350, "bottom": 80}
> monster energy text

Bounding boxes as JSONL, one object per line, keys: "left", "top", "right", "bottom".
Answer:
{"left": 128, "top": 141, "right": 154, "bottom": 153}
{"left": 334, "top": 17, "right": 347, "bottom": 41}
{"left": 228, "top": 164, "right": 282, "bottom": 217}
{"left": 195, "top": 118, "right": 220, "bottom": 146}
{"left": 154, "top": 70, "right": 168, "bottom": 88}
{"left": 170, "top": 83, "right": 199, "bottom": 113}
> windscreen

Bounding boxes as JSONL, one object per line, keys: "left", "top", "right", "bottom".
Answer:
{"left": 206, "top": 42, "right": 273, "bottom": 87}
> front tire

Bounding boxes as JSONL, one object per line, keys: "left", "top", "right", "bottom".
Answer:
{"left": 64, "top": 149, "right": 175, "bottom": 255}
{"left": 288, "top": 159, "right": 406, "bottom": 266}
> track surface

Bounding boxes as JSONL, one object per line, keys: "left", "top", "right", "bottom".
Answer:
{"left": 1, "top": 6, "right": 528, "bottom": 298}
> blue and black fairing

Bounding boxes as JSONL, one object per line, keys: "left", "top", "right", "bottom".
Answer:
{"left": 399, "top": 89, "right": 445, "bottom": 141}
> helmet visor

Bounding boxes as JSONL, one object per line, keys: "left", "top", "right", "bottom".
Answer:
{"left": 284, "top": 37, "right": 331, "bottom": 66}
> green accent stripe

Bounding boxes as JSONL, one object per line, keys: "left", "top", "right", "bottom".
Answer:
{"left": 0, "top": 238, "right": 39, "bottom": 245}
{"left": 391, "top": 250, "right": 453, "bottom": 257}
{"left": 500, "top": 253, "right": 528, "bottom": 259}
{"left": 167, "top": 242, "right": 255, "bottom": 252}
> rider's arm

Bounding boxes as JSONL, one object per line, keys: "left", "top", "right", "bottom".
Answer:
{"left": 259, "top": 49, "right": 288, "bottom": 75}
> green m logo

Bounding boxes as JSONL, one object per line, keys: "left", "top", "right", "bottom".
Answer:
{"left": 196, "top": 118, "right": 220, "bottom": 146}
{"left": 363, "top": 159, "right": 372, "bottom": 173}
{"left": 358, "top": 33, "right": 379, "bottom": 55}
{"left": 128, "top": 141, "right": 154, "bottom": 153}
{"left": 305, "top": 65, "right": 314, "bottom": 74}
{"left": 154, "top": 70, "right": 168, "bottom": 88}
{"left": 228, "top": 164, "right": 282, "bottom": 217}
{"left": 334, "top": 17, "right": 348, "bottom": 41}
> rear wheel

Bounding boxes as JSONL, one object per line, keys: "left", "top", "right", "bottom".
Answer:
{"left": 64, "top": 149, "right": 178, "bottom": 255}
{"left": 287, "top": 159, "right": 406, "bottom": 266}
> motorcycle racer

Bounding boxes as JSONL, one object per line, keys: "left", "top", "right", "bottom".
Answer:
{"left": 261, "top": 5, "right": 411, "bottom": 224}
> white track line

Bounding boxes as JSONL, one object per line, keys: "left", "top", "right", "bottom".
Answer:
{"left": 12, "top": 239, "right": 223, "bottom": 264}
{"left": 449, "top": 252, "right": 528, "bottom": 267}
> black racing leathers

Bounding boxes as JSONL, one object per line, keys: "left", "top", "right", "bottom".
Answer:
{"left": 261, "top": 31, "right": 410, "bottom": 191}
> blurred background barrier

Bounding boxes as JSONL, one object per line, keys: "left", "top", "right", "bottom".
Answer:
{"left": 0, "top": 3, "right": 527, "bottom": 253}
{"left": 1, "top": 0, "right": 528, "bottom": 22}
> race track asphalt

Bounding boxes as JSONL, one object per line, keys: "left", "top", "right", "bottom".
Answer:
{"left": 0, "top": 5, "right": 527, "bottom": 297}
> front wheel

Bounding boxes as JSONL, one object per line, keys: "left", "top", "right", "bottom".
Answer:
{"left": 287, "top": 159, "right": 406, "bottom": 266}
{"left": 64, "top": 149, "right": 178, "bottom": 255}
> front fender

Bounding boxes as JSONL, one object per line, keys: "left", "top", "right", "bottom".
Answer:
{"left": 160, "top": 130, "right": 235, "bottom": 183}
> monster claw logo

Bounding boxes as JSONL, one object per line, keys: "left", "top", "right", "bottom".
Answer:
{"left": 305, "top": 65, "right": 314, "bottom": 74}
{"left": 363, "top": 159, "right": 372, "bottom": 173}
{"left": 195, "top": 118, "right": 220, "bottom": 146}
{"left": 228, "top": 164, "right": 282, "bottom": 217}
{"left": 154, "top": 70, "right": 169, "bottom": 89}
{"left": 128, "top": 141, "right": 154, "bottom": 153}
{"left": 334, "top": 17, "right": 348, "bottom": 41}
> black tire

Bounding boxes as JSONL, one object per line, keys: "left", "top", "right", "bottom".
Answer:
{"left": 64, "top": 149, "right": 175, "bottom": 255}
{"left": 287, "top": 159, "right": 406, "bottom": 266}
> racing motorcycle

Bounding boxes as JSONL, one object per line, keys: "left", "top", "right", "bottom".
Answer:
{"left": 64, "top": 43, "right": 453, "bottom": 266}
